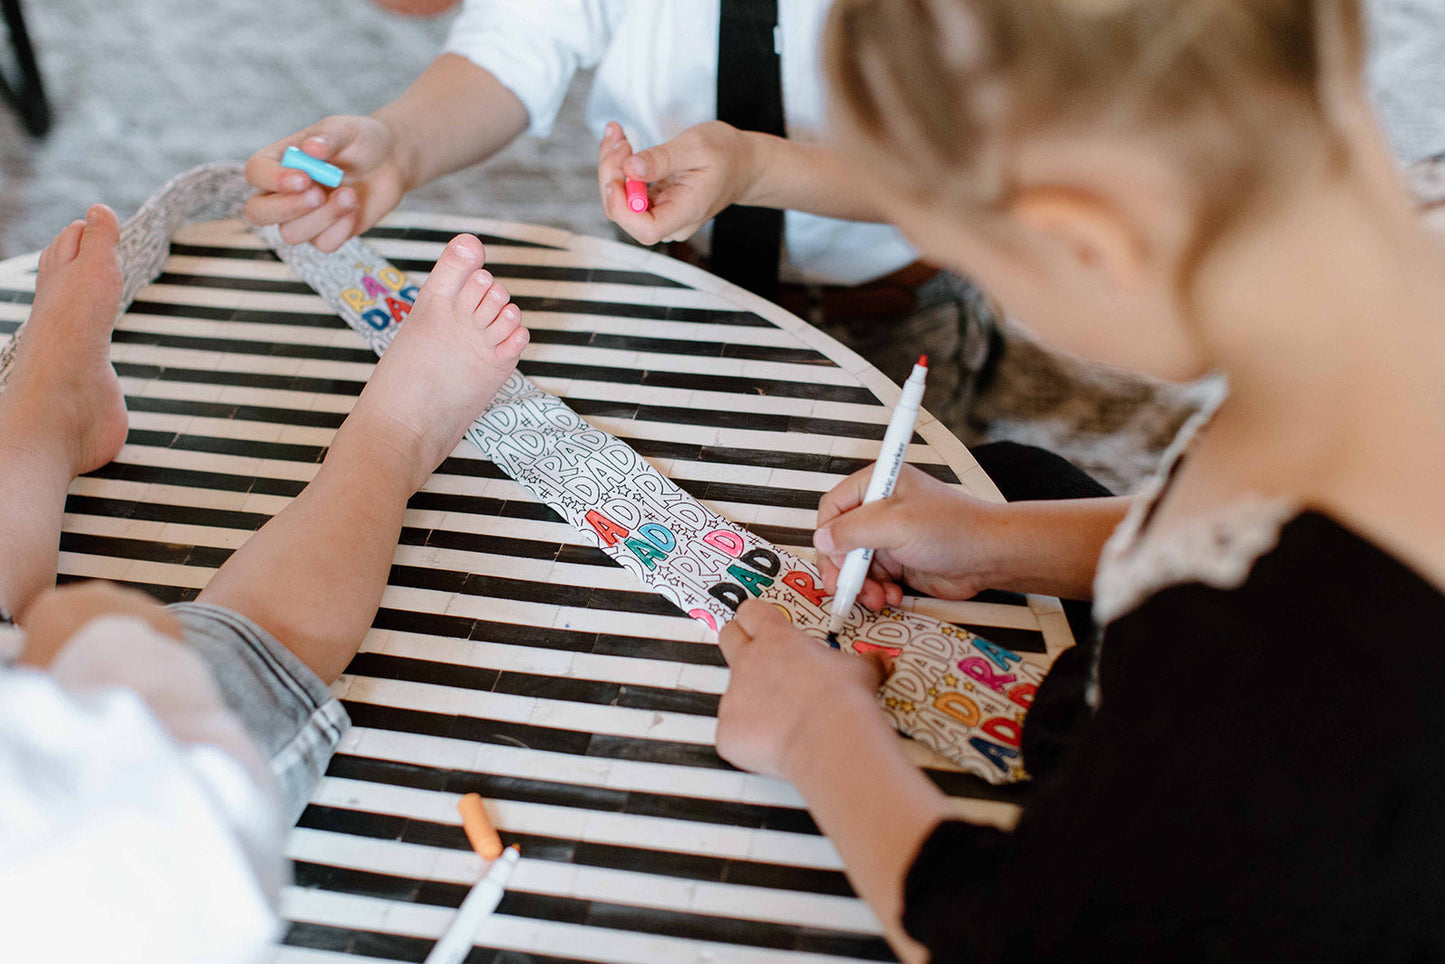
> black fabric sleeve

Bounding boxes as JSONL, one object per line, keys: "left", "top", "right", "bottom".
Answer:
{"left": 901, "top": 820, "right": 1018, "bottom": 964}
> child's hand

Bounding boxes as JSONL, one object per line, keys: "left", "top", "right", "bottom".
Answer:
{"left": 716, "top": 600, "right": 887, "bottom": 779}
{"left": 244, "top": 116, "right": 410, "bottom": 253}
{"left": 815, "top": 464, "right": 1013, "bottom": 610}
{"left": 598, "top": 121, "right": 755, "bottom": 247}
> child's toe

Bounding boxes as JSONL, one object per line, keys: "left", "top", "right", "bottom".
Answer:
{"left": 456, "top": 269, "right": 494, "bottom": 316}
{"left": 487, "top": 303, "right": 522, "bottom": 345}
{"left": 77, "top": 205, "right": 121, "bottom": 261}
{"left": 495, "top": 323, "right": 529, "bottom": 360}
{"left": 40, "top": 220, "right": 86, "bottom": 274}
{"left": 473, "top": 281, "right": 510, "bottom": 328}
{"left": 423, "top": 234, "right": 486, "bottom": 299}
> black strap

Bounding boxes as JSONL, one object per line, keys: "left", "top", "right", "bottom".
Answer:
{"left": 712, "top": 0, "right": 785, "bottom": 301}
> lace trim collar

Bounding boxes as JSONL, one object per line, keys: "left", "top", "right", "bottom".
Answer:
{"left": 1092, "top": 377, "right": 1300, "bottom": 628}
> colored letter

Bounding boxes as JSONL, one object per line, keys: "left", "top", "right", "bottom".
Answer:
{"left": 688, "top": 608, "right": 717, "bottom": 631}
{"left": 973, "top": 636, "right": 1022, "bottom": 671}
{"left": 361, "top": 274, "right": 390, "bottom": 299}
{"left": 624, "top": 538, "right": 668, "bottom": 570}
{"left": 378, "top": 266, "right": 408, "bottom": 291}
{"left": 585, "top": 509, "right": 630, "bottom": 547}
{"left": 739, "top": 548, "right": 780, "bottom": 577}
{"left": 1006, "top": 683, "right": 1037, "bottom": 709}
{"left": 933, "top": 693, "right": 980, "bottom": 727}
{"left": 980, "top": 716, "right": 1022, "bottom": 747}
{"left": 702, "top": 529, "right": 745, "bottom": 557}
{"left": 959, "top": 656, "right": 1016, "bottom": 694}
{"left": 386, "top": 297, "right": 412, "bottom": 324}
{"left": 726, "top": 563, "right": 774, "bottom": 597}
{"left": 361, "top": 308, "right": 391, "bottom": 331}
{"left": 709, "top": 583, "right": 747, "bottom": 611}
{"left": 781, "top": 570, "right": 827, "bottom": 608}
{"left": 340, "top": 287, "right": 374, "bottom": 312}
{"left": 638, "top": 522, "right": 676, "bottom": 553}
{"left": 969, "top": 736, "right": 1020, "bottom": 773}
{"left": 853, "top": 639, "right": 903, "bottom": 658}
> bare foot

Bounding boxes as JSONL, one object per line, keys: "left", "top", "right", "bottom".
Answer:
{"left": 0, "top": 205, "right": 128, "bottom": 476}
{"left": 337, "top": 234, "right": 529, "bottom": 490}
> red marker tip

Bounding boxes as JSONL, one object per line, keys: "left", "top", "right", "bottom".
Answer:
{"left": 917, "top": 354, "right": 928, "bottom": 368}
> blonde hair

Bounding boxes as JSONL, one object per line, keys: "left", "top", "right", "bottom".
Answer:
{"left": 825, "top": 0, "right": 1365, "bottom": 265}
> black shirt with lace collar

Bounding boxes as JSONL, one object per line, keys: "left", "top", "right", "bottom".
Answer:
{"left": 902, "top": 510, "right": 1445, "bottom": 961}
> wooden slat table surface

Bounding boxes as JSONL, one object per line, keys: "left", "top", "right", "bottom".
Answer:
{"left": 0, "top": 213, "right": 1075, "bottom": 964}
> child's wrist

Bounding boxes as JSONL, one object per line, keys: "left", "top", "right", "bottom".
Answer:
{"left": 780, "top": 685, "right": 889, "bottom": 785}
{"left": 967, "top": 500, "right": 1028, "bottom": 590}
{"left": 373, "top": 109, "right": 421, "bottom": 194}
{"left": 734, "top": 130, "right": 768, "bottom": 208}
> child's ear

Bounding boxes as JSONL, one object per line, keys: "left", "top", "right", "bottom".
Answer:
{"left": 1008, "top": 187, "right": 1147, "bottom": 289}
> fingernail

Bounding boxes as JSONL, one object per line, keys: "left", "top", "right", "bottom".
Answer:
{"left": 304, "top": 136, "right": 328, "bottom": 151}
{"left": 85, "top": 206, "right": 99, "bottom": 225}
{"left": 474, "top": 269, "right": 493, "bottom": 287}
{"left": 285, "top": 173, "right": 308, "bottom": 191}
{"left": 814, "top": 527, "right": 834, "bottom": 553}
{"left": 304, "top": 187, "right": 324, "bottom": 206}
{"left": 485, "top": 285, "right": 507, "bottom": 303}
{"left": 501, "top": 304, "right": 520, "bottom": 320}
{"left": 625, "top": 157, "right": 647, "bottom": 178}
{"left": 335, "top": 188, "right": 356, "bottom": 209}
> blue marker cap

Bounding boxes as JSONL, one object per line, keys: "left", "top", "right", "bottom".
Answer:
{"left": 281, "top": 146, "right": 344, "bottom": 189}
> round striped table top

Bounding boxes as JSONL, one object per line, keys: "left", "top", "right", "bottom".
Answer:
{"left": 0, "top": 214, "right": 1076, "bottom": 964}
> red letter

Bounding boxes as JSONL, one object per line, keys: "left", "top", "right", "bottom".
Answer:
{"left": 386, "top": 297, "right": 413, "bottom": 324}
{"left": 1006, "top": 683, "right": 1036, "bottom": 709}
{"left": 781, "top": 570, "right": 827, "bottom": 608}
{"left": 980, "top": 716, "right": 1022, "bottom": 747}
{"left": 585, "top": 509, "right": 630, "bottom": 547}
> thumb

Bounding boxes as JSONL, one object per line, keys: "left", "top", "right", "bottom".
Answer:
{"left": 813, "top": 500, "right": 910, "bottom": 559}
{"left": 297, "top": 116, "right": 365, "bottom": 161}
{"left": 623, "top": 140, "right": 681, "bottom": 182}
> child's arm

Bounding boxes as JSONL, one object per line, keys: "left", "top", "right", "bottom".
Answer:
{"left": 717, "top": 600, "right": 948, "bottom": 964}
{"left": 812, "top": 463, "right": 1131, "bottom": 609}
{"left": 245, "top": 53, "right": 529, "bottom": 252}
{"left": 599, "top": 121, "right": 892, "bottom": 246}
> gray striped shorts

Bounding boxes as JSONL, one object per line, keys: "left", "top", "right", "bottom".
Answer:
{"left": 170, "top": 601, "right": 350, "bottom": 825}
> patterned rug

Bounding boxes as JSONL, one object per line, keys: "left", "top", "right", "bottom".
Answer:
{"left": 2, "top": 0, "right": 1439, "bottom": 493}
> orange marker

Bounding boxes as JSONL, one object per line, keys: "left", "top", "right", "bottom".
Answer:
{"left": 625, "top": 178, "right": 649, "bottom": 213}
{"left": 458, "top": 792, "right": 504, "bottom": 859}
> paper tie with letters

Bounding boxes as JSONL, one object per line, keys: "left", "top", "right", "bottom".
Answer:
{"left": 1, "top": 165, "right": 1042, "bottom": 783}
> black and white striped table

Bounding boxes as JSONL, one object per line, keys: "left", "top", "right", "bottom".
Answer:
{"left": 0, "top": 215, "right": 1075, "bottom": 964}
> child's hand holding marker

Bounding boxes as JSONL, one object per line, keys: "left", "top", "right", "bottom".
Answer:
{"left": 597, "top": 120, "right": 757, "bottom": 246}
{"left": 814, "top": 463, "right": 1013, "bottom": 611}
{"left": 245, "top": 116, "right": 410, "bottom": 252}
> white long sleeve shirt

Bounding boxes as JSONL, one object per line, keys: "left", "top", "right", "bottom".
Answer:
{"left": 444, "top": 0, "right": 920, "bottom": 286}
{"left": 0, "top": 618, "right": 283, "bottom": 964}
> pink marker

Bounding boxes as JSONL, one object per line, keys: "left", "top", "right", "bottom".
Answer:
{"left": 625, "top": 179, "right": 649, "bottom": 214}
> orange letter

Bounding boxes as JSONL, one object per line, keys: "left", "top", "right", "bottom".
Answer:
{"left": 933, "top": 693, "right": 980, "bottom": 727}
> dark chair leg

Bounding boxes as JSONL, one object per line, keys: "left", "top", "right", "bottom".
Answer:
{"left": 0, "top": 0, "right": 50, "bottom": 137}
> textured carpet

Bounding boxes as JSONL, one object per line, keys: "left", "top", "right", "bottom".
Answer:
{"left": 1, "top": 0, "right": 1438, "bottom": 493}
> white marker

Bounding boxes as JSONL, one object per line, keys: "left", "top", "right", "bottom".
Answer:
{"left": 423, "top": 845, "right": 521, "bottom": 964}
{"left": 826, "top": 356, "right": 929, "bottom": 640}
